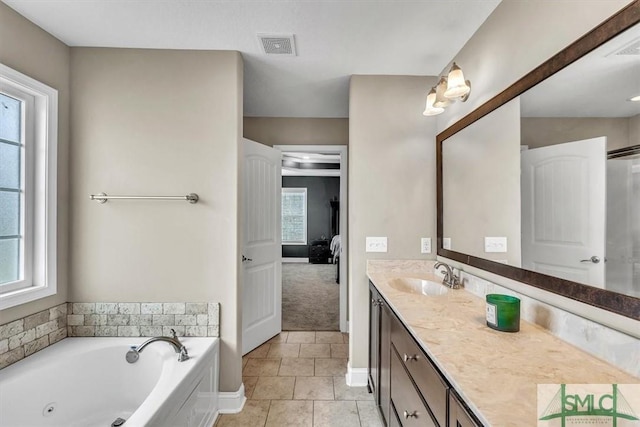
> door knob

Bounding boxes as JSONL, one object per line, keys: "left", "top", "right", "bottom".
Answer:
{"left": 242, "top": 255, "right": 253, "bottom": 262}
{"left": 580, "top": 256, "right": 600, "bottom": 264}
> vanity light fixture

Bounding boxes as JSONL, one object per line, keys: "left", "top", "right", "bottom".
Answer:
{"left": 444, "top": 62, "right": 471, "bottom": 100}
{"left": 423, "top": 87, "right": 445, "bottom": 116}
{"left": 422, "top": 62, "right": 471, "bottom": 117}
{"left": 629, "top": 94, "right": 640, "bottom": 102}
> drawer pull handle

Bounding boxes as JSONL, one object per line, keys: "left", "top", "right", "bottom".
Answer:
{"left": 403, "top": 410, "right": 418, "bottom": 419}
{"left": 403, "top": 354, "right": 419, "bottom": 362}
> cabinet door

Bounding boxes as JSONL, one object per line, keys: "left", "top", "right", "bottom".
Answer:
{"left": 449, "top": 391, "right": 481, "bottom": 427}
{"left": 379, "top": 300, "right": 392, "bottom": 424}
{"left": 368, "top": 283, "right": 380, "bottom": 399}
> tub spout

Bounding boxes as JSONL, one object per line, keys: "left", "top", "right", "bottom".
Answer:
{"left": 126, "top": 329, "right": 189, "bottom": 363}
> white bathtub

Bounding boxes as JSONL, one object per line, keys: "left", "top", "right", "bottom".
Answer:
{"left": 0, "top": 337, "right": 219, "bottom": 427}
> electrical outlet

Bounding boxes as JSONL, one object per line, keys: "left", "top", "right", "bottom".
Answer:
{"left": 366, "top": 237, "right": 388, "bottom": 253}
{"left": 443, "top": 238, "right": 451, "bottom": 250}
{"left": 485, "top": 237, "right": 507, "bottom": 253}
{"left": 421, "top": 237, "right": 431, "bottom": 254}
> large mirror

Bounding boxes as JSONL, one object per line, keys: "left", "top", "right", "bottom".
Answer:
{"left": 438, "top": 2, "right": 640, "bottom": 320}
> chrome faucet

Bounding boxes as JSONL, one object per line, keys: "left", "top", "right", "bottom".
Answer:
{"left": 434, "top": 261, "right": 461, "bottom": 289}
{"left": 126, "top": 329, "right": 189, "bottom": 363}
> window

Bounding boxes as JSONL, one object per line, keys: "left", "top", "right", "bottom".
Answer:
{"left": 282, "top": 188, "right": 307, "bottom": 245}
{"left": 0, "top": 64, "right": 57, "bottom": 309}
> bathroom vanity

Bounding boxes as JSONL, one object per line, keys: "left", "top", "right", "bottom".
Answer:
{"left": 367, "top": 260, "right": 639, "bottom": 427}
{"left": 369, "top": 281, "right": 477, "bottom": 427}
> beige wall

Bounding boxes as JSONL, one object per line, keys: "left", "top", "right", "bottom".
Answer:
{"left": 443, "top": 98, "right": 521, "bottom": 266}
{"left": 521, "top": 117, "right": 631, "bottom": 151}
{"left": 349, "top": 75, "right": 438, "bottom": 369}
{"left": 243, "top": 117, "right": 348, "bottom": 146}
{"left": 69, "top": 48, "right": 243, "bottom": 391}
{"left": 0, "top": 3, "right": 70, "bottom": 324}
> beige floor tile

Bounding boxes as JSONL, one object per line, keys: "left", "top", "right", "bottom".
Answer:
{"left": 342, "top": 332, "right": 349, "bottom": 343}
{"left": 333, "top": 376, "right": 374, "bottom": 400}
{"left": 315, "top": 331, "right": 344, "bottom": 344}
{"left": 242, "top": 357, "right": 249, "bottom": 368}
{"left": 246, "top": 342, "right": 271, "bottom": 358}
{"left": 293, "top": 376, "right": 334, "bottom": 400}
{"left": 268, "top": 332, "right": 289, "bottom": 343}
{"left": 331, "top": 343, "right": 348, "bottom": 358}
{"left": 313, "top": 401, "right": 360, "bottom": 427}
{"left": 299, "top": 343, "right": 330, "bottom": 358}
{"left": 315, "top": 358, "right": 348, "bottom": 376}
{"left": 243, "top": 376, "right": 259, "bottom": 399}
{"left": 267, "top": 343, "right": 300, "bottom": 358}
{"left": 243, "top": 358, "right": 281, "bottom": 376}
{"left": 265, "top": 400, "right": 313, "bottom": 427}
{"left": 357, "top": 400, "right": 384, "bottom": 427}
{"left": 286, "top": 331, "right": 316, "bottom": 343}
{"left": 214, "top": 399, "right": 270, "bottom": 427}
{"left": 279, "top": 358, "right": 315, "bottom": 376}
{"left": 252, "top": 376, "right": 296, "bottom": 400}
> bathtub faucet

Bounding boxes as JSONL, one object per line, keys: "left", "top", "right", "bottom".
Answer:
{"left": 126, "top": 329, "right": 189, "bottom": 363}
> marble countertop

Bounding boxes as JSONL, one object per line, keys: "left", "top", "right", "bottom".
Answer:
{"left": 367, "top": 260, "right": 639, "bottom": 426}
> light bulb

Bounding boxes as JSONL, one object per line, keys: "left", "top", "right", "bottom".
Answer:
{"left": 444, "top": 63, "right": 471, "bottom": 99}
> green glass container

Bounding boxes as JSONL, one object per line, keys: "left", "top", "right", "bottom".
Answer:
{"left": 485, "top": 294, "right": 520, "bottom": 332}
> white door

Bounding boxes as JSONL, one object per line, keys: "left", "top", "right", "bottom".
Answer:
{"left": 242, "top": 138, "right": 282, "bottom": 354}
{"left": 521, "top": 137, "right": 606, "bottom": 287}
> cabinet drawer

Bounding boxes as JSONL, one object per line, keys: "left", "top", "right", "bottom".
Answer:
{"left": 391, "top": 349, "right": 436, "bottom": 427}
{"left": 391, "top": 317, "right": 448, "bottom": 427}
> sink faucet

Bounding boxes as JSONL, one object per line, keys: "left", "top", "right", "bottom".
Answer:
{"left": 126, "top": 329, "right": 189, "bottom": 363}
{"left": 434, "top": 261, "right": 461, "bottom": 289}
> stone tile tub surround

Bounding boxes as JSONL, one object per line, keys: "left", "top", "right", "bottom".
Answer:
{"left": 0, "top": 303, "right": 68, "bottom": 369}
{"left": 367, "top": 260, "right": 638, "bottom": 426}
{"left": 368, "top": 260, "right": 640, "bottom": 377}
{"left": 68, "top": 302, "right": 220, "bottom": 338}
{"left": 0, "top": 302, "right": 220, "bottom": 370}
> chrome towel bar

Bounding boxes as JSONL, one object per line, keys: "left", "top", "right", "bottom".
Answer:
{"left": 90, "top": 193, "right": 199, "bottom": 204}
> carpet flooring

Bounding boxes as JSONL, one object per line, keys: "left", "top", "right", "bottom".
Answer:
{"left": 282, "top": 263, "right": 339, "bottom": 331}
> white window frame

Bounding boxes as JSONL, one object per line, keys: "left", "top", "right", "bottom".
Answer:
{"left": 0, "top": 64, "right": 57, "bottom": 309}
{"left": 281, "top": 187, "right": 307, "bottom": 245}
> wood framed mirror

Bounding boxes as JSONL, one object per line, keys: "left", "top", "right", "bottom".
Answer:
{"left": 437, "top": 1, "right": 640, "bottom": 321}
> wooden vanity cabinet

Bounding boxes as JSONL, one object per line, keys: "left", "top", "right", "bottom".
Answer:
{"left": 369, "top": 283, "right": 392, "bottom": 425}
{"left": 369, "top": 281, "right": 484, "bottom": 427}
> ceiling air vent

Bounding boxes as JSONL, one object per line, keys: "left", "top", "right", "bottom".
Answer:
{"left": 258, "top": 34, "right": 296, "bottom": 56}
{"left": 609, "top": 37, "right": 640, "bottom": 56}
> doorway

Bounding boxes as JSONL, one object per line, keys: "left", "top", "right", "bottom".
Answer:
{"left": 275, "top": 145, "right": 348, "bottom": 333}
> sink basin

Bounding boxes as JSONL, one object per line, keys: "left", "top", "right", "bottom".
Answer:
{"left": 389, "top": 278, "right": 449, "bottom": 296}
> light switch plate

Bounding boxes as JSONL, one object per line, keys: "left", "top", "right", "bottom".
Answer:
{"left": 366, "top": 237, "right": 388, "bottom": 253}
{"left": 485, "top": 237, "right": 507, "bottom": 253}
{"left": 421, "top": 237, "right": 431, "bottom": 254}
{"left": 443, "top": 238, "right": 451, "bottom": 250}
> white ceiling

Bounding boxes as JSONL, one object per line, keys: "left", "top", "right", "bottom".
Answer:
{"left": 521, "top": 22, "right": 640, "bottom": 118}
{"left": 2, "top": 0, "right": 501, "bottom": 118}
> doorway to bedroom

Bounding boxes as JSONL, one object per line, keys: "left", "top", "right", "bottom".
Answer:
{"left": 275, "top": 145, "right": 347, "bottom": 332}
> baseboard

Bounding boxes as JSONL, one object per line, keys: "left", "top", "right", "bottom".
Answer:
{"left": 218, "top": 384, "right": 246, "bottom": 414}
{"left": 283, "top": 257, "right": 309, "bottom": 263}
{"left": 345, "top": 362, "right": 369, "bottom": 387}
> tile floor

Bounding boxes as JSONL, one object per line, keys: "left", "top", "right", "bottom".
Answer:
{"left": 214, "top": 331, "right": 382, "bottom": 427}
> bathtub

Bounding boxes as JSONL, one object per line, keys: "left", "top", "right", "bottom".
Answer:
{"left": 0, "top": 337, "right": 219, "bottom": 427}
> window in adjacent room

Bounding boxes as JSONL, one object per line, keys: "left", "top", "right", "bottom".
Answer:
{"left": 0, "top": 64, "right": 58, "bottom": 309}
{"left": 281, "top": 188, "right": 307, "bottom": 245}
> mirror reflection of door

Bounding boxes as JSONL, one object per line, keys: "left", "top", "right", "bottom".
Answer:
{"left": 521, "top": 137, "right": 606, "bottom": 288}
